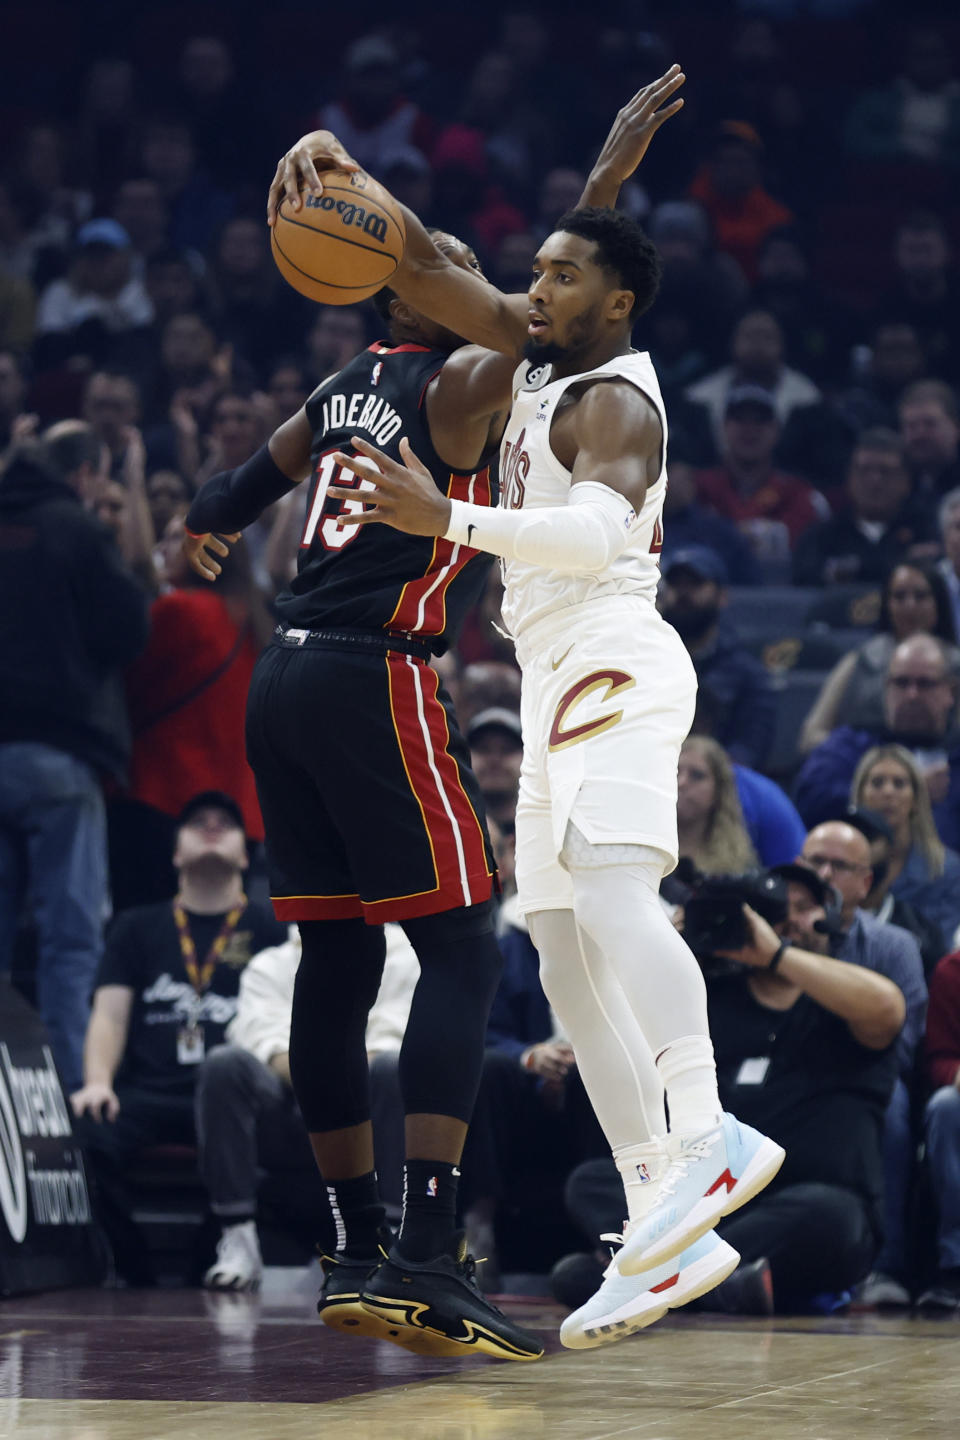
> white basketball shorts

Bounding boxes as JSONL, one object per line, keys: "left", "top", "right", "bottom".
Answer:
{"left": 512, "top": 595, "right": 697, "bottom": 914}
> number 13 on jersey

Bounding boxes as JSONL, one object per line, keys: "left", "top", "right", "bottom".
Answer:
{"left": 302, "top": 451, "right": 377, "bottom": 551}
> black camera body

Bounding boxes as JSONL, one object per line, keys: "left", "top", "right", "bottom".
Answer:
{"left": 677, "top": 868, "right": 789, "bottom": 963}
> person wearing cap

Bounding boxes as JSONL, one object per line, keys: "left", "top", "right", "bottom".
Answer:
{"left": 692, "top": 377, "right": 827, "bottom": 570}
{"left": 687, "top": 123, "right": 794, "bottom": 281}
{"left": 659, "top": 545, "right": 776, "bottom": 769}
{"left": 35, "top": 217, "right": 153, "bottom": 343}
{"left": 467, "top": 707, "right": 524, "bottom": 828}
{"left": 70, "top": 791, "right": 285, "bottom": 1286}
{"left": 560, "top": 861, "right": 904, "bottom": 1313}
{"left": 686, "top": 306, "right": 821, "bottom": 449}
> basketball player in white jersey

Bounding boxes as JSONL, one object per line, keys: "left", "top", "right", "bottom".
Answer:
{"left": 268, "top": 80, "right": 784, "bottom": 1348}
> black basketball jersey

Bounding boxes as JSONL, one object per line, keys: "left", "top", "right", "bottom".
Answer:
{"left": 275, "top": 342, "right": 499, "bottom": 653}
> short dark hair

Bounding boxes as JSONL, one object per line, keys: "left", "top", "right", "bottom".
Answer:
{"left": 554, "top": 206, "right": 661, "bottom": 319}
{"left": 373, "top": 227, "right": 453, "bottom": 328}
{"left": 42, "top": 421, "right": 103, "bottom": 479}
{"left": 852, "top": 427, "right": 907, "bottom": 464}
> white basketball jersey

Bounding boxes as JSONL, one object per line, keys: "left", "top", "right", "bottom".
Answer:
{"left": 498, "top": 349, "right": 668, "bottom": 640}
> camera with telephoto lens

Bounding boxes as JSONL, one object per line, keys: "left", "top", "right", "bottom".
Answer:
{"left": 666, "top": 862, "right": 788, "bottom": 967}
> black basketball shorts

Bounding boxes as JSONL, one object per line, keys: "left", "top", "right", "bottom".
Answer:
{"left": 245, "top": 635, "right": 495, "bottom": 924}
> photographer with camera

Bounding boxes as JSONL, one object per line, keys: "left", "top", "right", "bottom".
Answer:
{"left": 560, "top": 864, "right": 905, "bottom": 1314}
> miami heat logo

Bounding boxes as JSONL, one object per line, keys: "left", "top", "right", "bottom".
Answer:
{"left": 548, "top": 669, "right": 636, "bottom": 752}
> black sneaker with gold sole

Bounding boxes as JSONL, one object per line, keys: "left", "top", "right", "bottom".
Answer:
{"left": 318, "top": 1235, "right": 466, "bottom": 1357}
{"left": 361, "top": 1232, "right": 545, "bottom": 1362}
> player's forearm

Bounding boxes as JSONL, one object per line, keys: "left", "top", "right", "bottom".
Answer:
{"left": 184, "top": 443, "right": 300, "bottom": 537}
{"left": 579, "top": 163, "right": 621, "bottom": 210}
{"left": 777, "top": 947, "right": 905, "bottom": 1039}
{"left": 444, "top": 482, "right": 635, "bottom": 574}
{"left": 393, "top": 204, "right": 527, "bottom": 357}
{"left": 84, "top": 1013, "right": 126, "bottom": 1086}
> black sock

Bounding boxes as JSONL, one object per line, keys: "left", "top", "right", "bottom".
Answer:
{"left": 396, "top": 1159, "right": 460, "bottom": 1262}
{"left": 326, "top": 1171, "right": 385, "bottom": 1258}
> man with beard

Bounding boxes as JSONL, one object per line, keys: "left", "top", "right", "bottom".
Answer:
{"left": 796, "top": 633, "right": 960, "bottom": 849}
{"left": 659, "top": 546, "right": 775, "bottom": 770}
{"left": 280, "top": 91, "right": 786, "bottom": 1352}
{"left": 187, "top": 70, "right": 693, "bottom": 1359}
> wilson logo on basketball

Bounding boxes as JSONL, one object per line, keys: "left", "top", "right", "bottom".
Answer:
{"left": 548, "top": 669, "right": 636, "bottom": 752}
{"left": 304, "top": 194, "right": 389, "bottom": 245}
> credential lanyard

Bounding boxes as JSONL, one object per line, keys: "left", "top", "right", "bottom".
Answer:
{"left": 172, "top": 897, "right": 246, "bottom": 997}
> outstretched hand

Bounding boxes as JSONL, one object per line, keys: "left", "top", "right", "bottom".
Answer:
{"left": 182, "top": 529, "right": 241, "bottom": 581}
{"left": 267, "top": 131, "right": 361, "bottom": 225}
{"left": 587, "top": 65, "right": 686, "bottom": 195}
{"left": 328, "top": 437, "right": 452, "bottom": 537}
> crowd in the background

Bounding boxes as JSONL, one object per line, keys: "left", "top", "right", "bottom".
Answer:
{"left": 2, "top": 2, "right": 960, "bottom": 1315}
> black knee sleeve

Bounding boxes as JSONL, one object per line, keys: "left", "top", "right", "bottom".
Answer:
{"left": 289, "top": 919, "right": 386, "bottom": 1132}
{"left": 399, "top": 901, "right": 503, "bottom": 1122}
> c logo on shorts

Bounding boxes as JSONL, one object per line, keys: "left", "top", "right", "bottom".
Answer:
{"left": 548, "top": 669, "right": 636, "bottom": 752}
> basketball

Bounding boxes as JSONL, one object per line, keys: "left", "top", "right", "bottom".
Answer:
{"left": 270, "top": 169, "right": 405, "bottom": 305}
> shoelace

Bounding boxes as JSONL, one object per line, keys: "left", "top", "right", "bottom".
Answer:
{"left": 657, "top": 1135, "right": 720, "bottom": 1200}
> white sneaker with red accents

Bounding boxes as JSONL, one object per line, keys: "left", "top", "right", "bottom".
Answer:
{"left": 616, "top": 1112, "right": 785, "bottom": 1276}
{"left": 560, "top": 1230, "right": 740, "bottom": 1349}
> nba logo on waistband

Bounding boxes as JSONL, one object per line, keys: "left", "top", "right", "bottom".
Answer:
{"left": 636, "top": 1163, "right": 652, "bottom": 1183}
{"left": 371, "top": 361, "right": 383, "bottom": 387}
{"left": 426, "top": 1175, "right": 438, "bottom": 1197}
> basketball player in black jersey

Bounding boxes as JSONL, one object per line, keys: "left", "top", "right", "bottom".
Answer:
{"left": 185, "top": 76, "right": 682, "bottom": 1361}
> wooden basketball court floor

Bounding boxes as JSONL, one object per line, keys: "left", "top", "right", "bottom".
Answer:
{"left": 1, "top": 1269, "right": 958, "bottom": 1439}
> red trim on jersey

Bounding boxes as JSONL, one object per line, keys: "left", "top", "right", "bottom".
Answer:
{"left": 386, "top": 653, "right": 492, "bottom": 911}
{"left": 418, "top": 365, "right": 444, "bottom": 409}
{"left": 272, "top": 893, "right": 364, "bottom": 921}
{"left": 368, "top": 342, "right": 434, "bottom": 355}
{"left": 387, "top": 466, "right": 493, "bottom": 635}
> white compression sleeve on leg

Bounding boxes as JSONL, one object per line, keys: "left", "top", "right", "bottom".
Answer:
{"left": 443, "top": 482, "right": 637, "bottom": 574}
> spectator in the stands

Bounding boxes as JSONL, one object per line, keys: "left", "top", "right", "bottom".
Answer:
{"left": 900, "top": 380, "right": 960, "bottom": 501}
{"left": 880, "top": 212, "right": 960, "bottom": 385}
{"left": 835, "top": 322, "right": 928, "bottom": 437}
{"left": 793, "top": 430, "right": 937, "bottom": 589}
{"left": 921, "top": 949, "right": 960, "bottom": 1311}
{"left": 686, "top": 308, "right": 821, "bottom": 452}
{"left": 798, "top": 820, "right": 927, "bottom": 1311}
{"left": 646, "top": 200, "right": 748, "bottom": 369}
{"left": 0, "top": 436, "right": 149, "bottom": 1092}
{"left": 174, "top": 35, "right": 261, "bottom": 187}
{"left": 139, "top": 115, "right": 234, "bottom": 254}
{"left": 265, "top": 358, "right": 310, "bottom": 430}
{"left": 70, "top": 792, "right": 285, "bottom": 1285}
{"left": 852, "top": 745, "right": 960, "bottom": 948}
{"left": 845, "top": 805, "right": 945, "bottom": 980}
{"left": 208, "top": 216, "right": 310, "bottom": 372}
{"left": 660, "top": 546, "right": 776, "bottom": 770}
{"left": 687, "top": 121, "right": 793, "bottom": 280}
{"left": 676, "top": 736, "right": 757, "bottom": 875}
{"left": 111, "top": 179, "right": 171, "bottom": 267}
{"left": 661, "top": 457, "right": 759, "bottom": 584}
{"left": 305, "top": 306, "right": 368, "bottom": 386}
{"left": 82, "top": 370, "right": 143, "bottom": 477}
{"left": 112, "top": 515, "right": 272, "bottom": 910}
{"left": 146, "top": 469, "right": 191, "bottom": 540}
{"left": 796, "top": 634, "right": 960, "bottom": 852}
{"left": 35, "top": 220, "right": 153, "bottom": 361}
{"left": 694, "top": 385, "right": 827, "bottom": 574}
{"left": 938, "top": 489, "right": 960, "bottom": 641}
{"left": 467, "top": 708, "right": 523, "bottom": 829}
{"left": 800, "top": 561, "right": 959, "bottom": 753}
{"left": 459, "top": 661, "right": 522, "bottom": 724}
{"left": 844, "top": 26, "right": 960, "bottom": 173}
{"left": 144, "top": 249, "right": 205, "bottom": 329}
{"left": 313, "top": 35, "right": 434, "bottom": 174}
{"left": 751, "top": 227, "right": 856, "bottom": 386}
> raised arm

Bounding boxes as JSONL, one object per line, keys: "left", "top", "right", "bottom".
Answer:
{"left": 579, "top": 64, "right": 686, "bottom": 209}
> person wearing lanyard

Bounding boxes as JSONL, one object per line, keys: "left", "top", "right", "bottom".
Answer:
{"left": 70, "top": 790, "right": 286, "bottom": 1287}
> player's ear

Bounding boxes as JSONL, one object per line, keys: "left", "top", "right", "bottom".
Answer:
{"left": 390, "top": 299, "right": 420, "bottom": 333}
{"left": 607, "top": 289, "right": 634, "bottom": 323}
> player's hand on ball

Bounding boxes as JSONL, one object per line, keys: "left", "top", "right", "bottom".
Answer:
{"left": 267, "top": 131, "right": 361, "bottom": 224}
{"left": 329, "top": 437, "right": 452, "bottom": 537}
{"left": 183, "top": 529, "right": 241, "bottom": 581}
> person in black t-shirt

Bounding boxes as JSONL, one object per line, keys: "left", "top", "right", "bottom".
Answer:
{"left": 559, "top": 866, "right": 904, "bottom": 1314}
{"left": 70, "top": 791, "right": 285, "bottom": 1286}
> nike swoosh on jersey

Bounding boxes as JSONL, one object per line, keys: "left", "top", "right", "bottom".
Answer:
{"left": 551, "top": 645, "right": 574, "bottom": 670}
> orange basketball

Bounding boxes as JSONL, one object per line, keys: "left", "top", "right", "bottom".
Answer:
{"left": 270, "top": 168, "right": 405, "bottom": 305}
